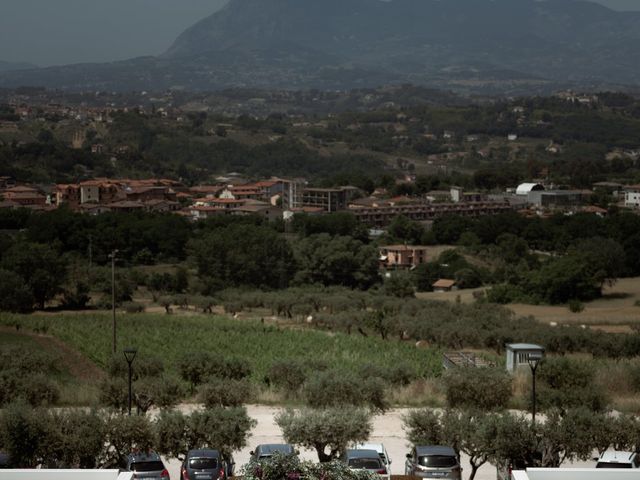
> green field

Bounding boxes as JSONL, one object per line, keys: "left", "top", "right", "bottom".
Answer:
{"left": 0, "top": 313, "right": 443, "bottom": 382}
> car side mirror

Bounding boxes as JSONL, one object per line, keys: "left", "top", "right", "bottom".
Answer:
{"left": 406, "top": 454, "right": 411, "bottom": 459}
{"left": 250, "top": 451, "right": 254, "bottom": 456}
{"left": 389, "top": 459, "right": 392, "bottom": 464}
{"left": 593, "top": 457, "right": 599, "bottom": 462}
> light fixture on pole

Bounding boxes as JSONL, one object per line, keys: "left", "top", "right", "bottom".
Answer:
{"left": 528, "top": 350, "right": 543, "bottom": 427}
{"left": 123, "top": 347, "right": 137, "bottom": 416}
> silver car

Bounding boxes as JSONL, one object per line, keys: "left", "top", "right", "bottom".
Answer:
{"left": 125, "top": 451, "right": 170, "bottom": 480}
{"left": 405, "top": 445, "right": 462, "bottom": 480}
{"left": 344, "top": 449, "right": 390, "bottom": 480}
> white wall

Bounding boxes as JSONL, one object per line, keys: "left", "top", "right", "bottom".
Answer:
{"left": 0, "top": 471, "right": 131, "bottom": 480}
{"left": 515, "top": 468, "right": 640, "bottom": 480}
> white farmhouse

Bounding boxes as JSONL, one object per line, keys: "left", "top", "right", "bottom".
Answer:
{"left": 624, "top": 184, "right": 640, "bottom": 208}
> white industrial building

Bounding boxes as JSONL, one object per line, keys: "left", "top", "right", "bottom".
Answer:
{"left": 505, "top": 343, "right": 545, "bottom": 373}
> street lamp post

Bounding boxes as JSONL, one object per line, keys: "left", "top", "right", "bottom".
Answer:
{"left": 109, "top": 250, "right": 119, "bottom": 355}
{"left": 528, "top": 351, "right": 543, "bottom": 427}
{"left": 123, "top": 348, "right": 137, "bottom": 416}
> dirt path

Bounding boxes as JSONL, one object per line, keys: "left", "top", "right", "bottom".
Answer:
{"left": 0, "top": 326, "right": 104, "bottom": 382}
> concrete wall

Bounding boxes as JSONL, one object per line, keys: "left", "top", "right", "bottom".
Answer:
{"left": 514, "top": 468, "right": 640, "bottom": 480}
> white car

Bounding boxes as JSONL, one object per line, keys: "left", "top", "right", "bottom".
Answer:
{"left": 353, "top": 443, "right": 392, "bottom": 479}
{"left": 596, "top": 450, "right": 640, "bottom": 469}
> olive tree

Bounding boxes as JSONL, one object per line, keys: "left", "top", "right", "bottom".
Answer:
{"left": 442, "top": 368, "right": 512, "bottom": 410}
{"left": 156, "top": 407, "right": 256, "bottom": 460}
{"left": 276, "top": 407, "right": 372, "bottom": 462}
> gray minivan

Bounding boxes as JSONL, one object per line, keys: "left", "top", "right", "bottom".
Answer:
{"left": 250, "top": 444, "right": 298, "bottom": 463}
{"left": 405, "top": 445, "right": 462, "bottom": 480}
{"left": 181, "top": 449, "right": 226, "bottom": 480}
{"left": 125, "top": 451, "right": 170, "bottom": 480}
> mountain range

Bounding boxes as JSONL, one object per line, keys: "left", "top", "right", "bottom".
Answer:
{"left": 2, "top": 0, "right": 640, "bottom": 94}
{"left": 0, "top": 61, "right": 37, "bottom": 73}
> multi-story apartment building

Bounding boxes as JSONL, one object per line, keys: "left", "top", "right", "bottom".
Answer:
{"left": 302, "top": 186, "right": 360, "bottom": 213}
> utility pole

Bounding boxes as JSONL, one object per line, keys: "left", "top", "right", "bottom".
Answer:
{"left": 109, "top": 250, "right": 118, "bottom": 355}
{"left": 88, "top": 235, "right": 92, "bottom": 270}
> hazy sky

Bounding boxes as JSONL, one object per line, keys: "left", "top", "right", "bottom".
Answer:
{"left": 0, "top": 0, "right": 638, "bottom": 67}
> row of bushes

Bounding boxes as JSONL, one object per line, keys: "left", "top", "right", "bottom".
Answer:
{"left": 0, "top": 403, "right": 254, "bottom": 469}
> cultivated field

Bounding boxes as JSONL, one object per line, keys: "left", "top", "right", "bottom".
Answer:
{"left": 0, "top": 312, "right": 442, "bottom": 383}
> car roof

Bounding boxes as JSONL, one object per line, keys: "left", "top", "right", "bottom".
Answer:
{"left": 346, "top": 449, "right": 380, "bottom": 459}
{"left": 355, "top": 443, "right": 385, "bottom": 454}
{"left": 599, "top": 451, "right": 635, "bottom": 462}
{"left": 187, "top": 449, "right": 220, "bottom": 458}
{"left": 256, "top": 444, "right": 294, "bottom": 454}
{"left": 127, "top": 451, "right": 162, "bottom": 462}
{"left": 415, "top": 446, "right": 457, "bottom": 456}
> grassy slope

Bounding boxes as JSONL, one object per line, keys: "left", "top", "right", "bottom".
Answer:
{"left": 0, "top": 328, "right": 101, "bottom": 405}
{"left": 0, "top": 313, "right": 443, "bottom": 382}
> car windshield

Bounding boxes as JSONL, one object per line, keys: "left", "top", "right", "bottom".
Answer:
{"left": 418, "top": 455, "right": 458, "bottom": 468}
{"left": 349, "top": 458, "right": 382, "bottom": 469}
{"left": 131, "top": 461, "right": 165, "bottom": 472}
{"left": 189, "top": 458, "right": 218, "bottom": 469}
{"left": 597, "top": 462, "right": 632, "bottom": 469}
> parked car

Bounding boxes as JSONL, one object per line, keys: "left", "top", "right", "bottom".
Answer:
{"left": 343, "top": 449, "right": 390, "bottom": 480}
{"left": 125, "top": 451, "right": 170, "bottom": 480}
{"left": 405, "top": 445, "right": 462, "bottom": 480}
{"left": 250, "top": 444, "right": 298, "bottom": 463}
{"left": 181, "top": 449, "right": 229, "bottom": 480}
{"left": 596, "top": 450, "right": 640, "bottom": 468}
{"left": 353, "top": 443, "right": 391, "bottom": 474}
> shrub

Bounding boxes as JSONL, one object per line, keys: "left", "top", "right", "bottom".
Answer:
{"left": 99, "top": 377, "right": 128, "bottom": 412}
{"left": 123, "top": 301, "right": 145, "bottom": 314}
{"left": 134, "top": 376, "right": 184, "bottom": 413}
{"left": 225, "top": 357, "right": 252, "bottom": 380}
{"left": 108, "top": 354, "right": 165, "bottom": 380}
{"left": 19, "top": 375, "right": 60, "bottom": 407}
{"left": 454, "top": 268, "right": 483, "bottom": 289}
{"left": 61, "top": 281, "right": 90, "bottom": 310}
{"left": 266, "top": 360, "right": 307, "bottom": 395}
{"left": 242, "top": 453, "right": 376, "bottom": 480}
{"left": 0, "top": 269, "right": 34, "bottom": 312}
{"left": 178, "top": 352, "right": 251, "bottom": 389}
{"left": 486, "top": 284, "right": 522, "bottom": 304}
{"left": 302, "top": 371, "right": 388, "bottom": 412}
{"left": 442, "top": 367, "right": 512, "bottom": 410}
{"left": 357, "top": 362, "right": 416, "bottom": 386}
{"left": 536, "top": 357, "right": 609, "bottom": 412}
{"left": 0, "top": 402, "right": 50, "bottom": 467}
{"left": 568, "top": 299, "right": 585, "bottom": 313}
{"left": 199, "top": 378, "right": 253, "bottom": 408}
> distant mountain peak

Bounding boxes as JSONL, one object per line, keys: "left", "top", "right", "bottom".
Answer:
{"left": 1, "top": 0, "right": 640, "bottom": 93}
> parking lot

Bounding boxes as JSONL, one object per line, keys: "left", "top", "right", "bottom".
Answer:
{"left": 164, "top": 405, "right": 593, "bottom": 480}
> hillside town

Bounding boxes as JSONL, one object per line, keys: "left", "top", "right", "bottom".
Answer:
{"left": 0, "top": 174, "right": 634, "bottom": 224}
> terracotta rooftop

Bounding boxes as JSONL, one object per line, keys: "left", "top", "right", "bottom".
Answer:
{"left": 433, "top": 279, "right": 456, "bottom": 289}
{"left": 381, "top": 245, "right": 429, "bottom": 251}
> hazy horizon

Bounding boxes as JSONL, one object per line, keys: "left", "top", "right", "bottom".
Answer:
{"left": 1, "top": 0, "right": 638, "bottom": 67}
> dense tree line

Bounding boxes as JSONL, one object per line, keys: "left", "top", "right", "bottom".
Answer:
{"left": 0, "top": 403, "right": 255, "bottom": 469}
